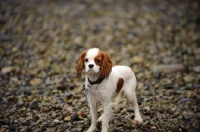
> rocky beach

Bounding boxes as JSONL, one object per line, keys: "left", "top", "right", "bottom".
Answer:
{"left": 0, "top": 0, "right": 200, "bottom": 131}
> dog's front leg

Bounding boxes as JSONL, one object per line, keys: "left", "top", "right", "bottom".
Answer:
{"left": 101, "top": 102, "right": 112, "bottom": 132}
{"left": 87, "top": 100, "right": 97, "bottom": 132}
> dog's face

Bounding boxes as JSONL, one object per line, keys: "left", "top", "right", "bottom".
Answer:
{"left": 84, "top": 48, "right": 101, "bottom": 74}
{"left": 76, "top": 48, "right": 112, "bottom": 78}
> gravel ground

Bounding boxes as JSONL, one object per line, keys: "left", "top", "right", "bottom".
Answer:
{"left": 0, "top": 0, "right": 200, "bottom": 132}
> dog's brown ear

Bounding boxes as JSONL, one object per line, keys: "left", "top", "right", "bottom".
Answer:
{"left": 76, "top": 50, "right": 87, "bottom": 78}
{"left": 100, "top": 50, "right": 112, "bottom": 78}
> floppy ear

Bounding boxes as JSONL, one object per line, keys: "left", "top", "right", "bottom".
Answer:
{"left": 100, "top": 51, "right": 112, "bottom": 78}
{"left": 76, "top": 50, "right": 87, "bottom": 78}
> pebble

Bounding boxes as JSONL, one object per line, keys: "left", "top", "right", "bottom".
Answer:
{"left": 153, "top": 64, "right": 187, "bottom": 73}
{"left": 50, "top": 112, "right": 57, "bottom": 119}
{"left": 0, "top": 119, "right": 10, "bottom": 125}
{"left": 7, "top": 96, "right": 15, "bottom": 102}
{"left": 192, "top": 66, "right": 200, "bottom": 73}
{"left": 177, "top": 98, "right": 197, "bottom": 104}
{"left": 163, "top": 84, "right": 173, "bottom": 89}
{"left": 71, "top": 113, "right": 79, "bottom": 121}
{"left": 23, "top": 120, "right": 30, "bottom": 126}
{"left": 64, "top": 116, "right": 71, "bottom": 121}
{"left": 53, "top": 119, "right": 61, "bottom": 124}
{"left": 17, "top": 98, "right": 24, "bottom": 106}
{"left": 42, "top": 107, "right": 50, "bottom": 112}
{"left": 132, "top": 56, "right": 144, "bottom": 64}
{"left": 1, "top": 66, "right": 15, "bottom": 74}
{"left": 143, "top": 106, "right": 151, "bottom": 111}
{"left": 30, "top": 101, "right": 39, "bottom": 109}
{"left": 127, "top": 107, "right": 134, "bottom": 112}
{"left": 27, "top": 96, "right": 33, "bottom": 102}
{"left": 184, "top": 75, "right": 194, "bottom": 83}
{"left": 23, "top": 87, "right": 32, "bottom": 95}
{"left": 182, "top": 111, "right": 194, "bottom": 120}
{"left": 56, "top": 83, "right": 66, "bottom": 90}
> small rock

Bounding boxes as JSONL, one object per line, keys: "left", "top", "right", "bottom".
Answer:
{"left": 77, "top": 110, "right": 84, "bottom": 117}
{"left": 56, "top": 83, "right": 66, "bottom": 90}
{"left": 49, "top": 122, "right": 56, "bottom": 127}
{"left": 27, "top": 96, "right": 33, "bottom": 102}
{"left": 133, "top": 56, "right": 144, "bottom": 64}
{"left": 151, "top": 126, "right": 157, "bottom": 130}
{"left": 64, "top": 116, "right": 71, "bottom": 121}
{"left": 7, "top": 96, "right": 16, "bottom": 102}
{"left": 42, "top": 107, "right": 50, "bottom": 112}
{"left": 127, "top": 107, "right": 134, "bottom": 112}
{"left": 143, "top": 106, "right": 151, "bottom": 111}
{"left": 113, "top": 119, "right": 121, "bottom": 125}
{"left": 143, "top": 91, "right": 152, "bottom": 96}
{"left": 163, "top": 84, "right": 173, "bottom": 89}
{"left": 80, "top": 97, "right": 87, "bottom": 102}
{"left": 0, "top": 17, "right": 6, "bottom": 25}
{"left": 23, "top": 87, "right": 32, "bottom": 95}
{"left": 182, "top": 111, "right": 194, "bottom": 120}
{"left": 0, "top": 127, "right": 6, "bottom": 132}
{"left": 23, "top": 120, "right": 30, "bottom": 126}
{"left": 177, "top": 98, "right": 197, "bottom": 104}
{"left": 68, "top": 83, "right": 76, "bottom": 90}
{"left": 17, "top": 98, "right": 24, "bottom": 106}
{"left": 192, "top": 66, "right": 200, "bottom": 73}
{"left": 50, "top": 112, "right": 57, "bottom": 119}
{"left": 30, "top": 78, "right": 42, "bottom": 85}
{"left": 71, "top": 113, "right": 79, "bottom": 121}
{"left": 153, "top": 64, "right": 187, "bottom": 73}
{"left": 143, "top": 84, "right": 150, "bottom": 90}
{"left": 184, "top": 75, "right": 194, "bottom": 83}
{"left": 1, "top": 66, "right": 15, "bottom": 73}
{"left": 30, "top": 101, "right": 38, "bottom": 109}
{"left": 125, "top": 120, "right": 131, "bottom": 128}
{"left": 0, "top": 119, "right": 10, "bottom": 124}
{"left": 53, "top": 119, "right": 61, "bottom": 124}
{"left": 13, "top": 119, "right": 18, "bottom": 124}
{"left": 153, "top": 72, "right": 161, "bottom": 79}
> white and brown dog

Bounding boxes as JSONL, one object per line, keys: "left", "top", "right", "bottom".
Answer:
{"left": 76, "top": 48, "right": 142, "bottom": 132}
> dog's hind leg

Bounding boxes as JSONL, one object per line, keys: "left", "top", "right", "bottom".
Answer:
{"left": 126, "top": 90, "right": 143, "bottom": 123}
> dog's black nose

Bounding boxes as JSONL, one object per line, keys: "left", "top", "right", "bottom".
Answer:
{"left": 89, "top": 64, "right": 94, "bottom": 68}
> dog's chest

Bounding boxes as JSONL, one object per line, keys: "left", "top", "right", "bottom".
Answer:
{"left": 88, "top": 85, "right": 109, "bottom": 102}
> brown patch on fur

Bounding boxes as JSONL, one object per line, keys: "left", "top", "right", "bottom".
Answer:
{"left": 116, "top": 78, "right": 124, "bottom": 93}
{"left": 98, "top": 50, "right": 112, "bottom": 78}
{"left": 76, "top": 50, "right": 87, "bottom": 78}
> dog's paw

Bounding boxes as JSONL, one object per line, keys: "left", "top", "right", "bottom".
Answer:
{"left": 86, "top": 126, "right": 96, "bottom": 132}
{"left": 134, "top": 116, "right": 143, "bottom": 123}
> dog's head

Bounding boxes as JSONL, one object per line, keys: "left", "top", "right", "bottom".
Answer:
{"left": 76, "top": 48, "right": 112, "bottom": 78}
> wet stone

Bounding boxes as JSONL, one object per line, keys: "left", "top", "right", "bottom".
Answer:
{"left": 71, "top": 113, "right": 79, "bottom": 121}
{"left": 7, "top": 96, "right": 16, "bottom": 102}
{"left": 30, "top": 101, "right": 38, "bottom": 109}
{"left": 182, "top": 111, "right": 194, "bottom": 120}
{"left": 23, "top": 87, "right": 32, "bottom": 95}
{"left": 163, "top": 84, "right": 173, "bottom": 89}
{"left": 23, "top": 120, "right": 30, "bottom": 126}
{"left": 56, "top": 83, "right": 66, "bottom": 90}
{"left": 42, "top": 107, "right": 51, "bottom": 112}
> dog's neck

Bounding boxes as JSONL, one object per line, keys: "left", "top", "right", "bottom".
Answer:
{"left": 86, "top": 72, "right": 101, "bottom": 82}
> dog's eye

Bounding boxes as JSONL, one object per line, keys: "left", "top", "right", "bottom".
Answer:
{"left": 85, "top": 59, "right": 88, "bottom": 62}
{"left": 96, "top": 59, "right": 101, "bottom": 63}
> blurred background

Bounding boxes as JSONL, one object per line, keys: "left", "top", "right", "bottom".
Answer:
{"left": 0, "top": 0, "right": 200, "bottom": 131}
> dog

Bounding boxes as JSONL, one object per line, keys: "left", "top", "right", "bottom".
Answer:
{"left": 76, "top": 48, "right": 142, "bottom": 132}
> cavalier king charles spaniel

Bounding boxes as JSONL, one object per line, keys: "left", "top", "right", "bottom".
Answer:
{"left": 76, "top": 48, "right": 142, "bottom": 132}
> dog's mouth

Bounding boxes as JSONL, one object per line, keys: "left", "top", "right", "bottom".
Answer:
{"left": 86, "top": 69, "right": 99, "bottom": 74}
{"left": 87, "top": 69, "right": 95, "bottom": 72}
